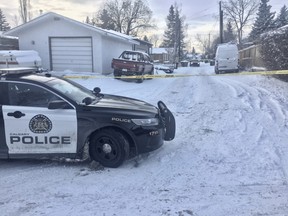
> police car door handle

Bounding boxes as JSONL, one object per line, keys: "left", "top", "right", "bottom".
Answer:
{"left": 7, "top": 111, "right": 26, "bottom": 119}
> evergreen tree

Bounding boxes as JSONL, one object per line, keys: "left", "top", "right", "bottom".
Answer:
{"left": 249, "top": 0, "right": 275, "bottom": 41}
{"left": 275, "top": 5, "right": 288, "bottom": 28}
{"left": 224, "top": 20, "right": 236, "bottom": 43}
{"left": 161, "top": 5, "right": 186, "bottom": 61}
{"left": 0, "top": 9, "right": 11, "bottom": 32}
{"left": 175, "top": 9, "right": 186, "bottom": 60}
{"left": 85, "top": 16, "right": 90, "bottom": 24}
{"left": 97, "top": 9, "right": 116, "bottom": 30}
{"left": 192, "top": 47, "right": 196, "bottom": 54}
{"left": 143, "top": 35, "right": 149, "bottom": 42}
{"left": 161, "top": 5, "right": 176, "bottom": 48}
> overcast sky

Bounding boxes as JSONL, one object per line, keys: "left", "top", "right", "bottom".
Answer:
{"left": 1, "top": 0, "right": 286, "bottom": 50}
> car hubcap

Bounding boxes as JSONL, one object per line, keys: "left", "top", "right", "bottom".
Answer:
{"left": 102, "top": 143, "right": 112, "bottom": 154}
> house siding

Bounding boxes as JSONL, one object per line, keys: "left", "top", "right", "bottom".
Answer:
{"left": 102, "top": 36, "right": 133, "bottom": 74}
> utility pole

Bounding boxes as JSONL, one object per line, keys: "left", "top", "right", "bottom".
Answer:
{"left": 208, "top": 33, "right": 211, "bottom": 52}
{"left": 219, "top": 1, "right": 224, "bottom": 43}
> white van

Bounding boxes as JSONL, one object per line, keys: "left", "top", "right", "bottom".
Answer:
{"left": 215, "top": 43, "right": 239, "bottom": 74}
{"left": 0, "top": 50, "right": 42, "bottom": 69}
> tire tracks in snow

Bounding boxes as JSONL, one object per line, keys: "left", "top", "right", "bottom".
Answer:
{"left": 212, "top": 76, "right": 288, "bottom": 185}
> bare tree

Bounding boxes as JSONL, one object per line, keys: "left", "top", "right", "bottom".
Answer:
{"left": 95, "top": 0, "right": 153, "bottom": 35}
{"left": 19, "top": 0, "right": 31, "bottom": 23}
{"left": 222, "top": 0, "right": 259, "bottom": 47}
{"left": 13, "top": 15, "right": 20, "bottom": 27}
{"left": 195, "top": 34, "right": 211, "bottom": 54}
{"left": 149, "top": 34, "right": 160, "bottom": 47}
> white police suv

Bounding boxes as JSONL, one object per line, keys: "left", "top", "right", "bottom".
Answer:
{"left": 0, "top": 68, "right": 175, "bottom": 167}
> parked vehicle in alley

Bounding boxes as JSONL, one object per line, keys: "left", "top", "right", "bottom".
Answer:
{"left": 111, "top": 50, "right": 154, "bottom": 83}
{"left": 215, "top": 43, "right": 239, "bottom": 74}
{"left": 190, "top": 56, "right": 201, "bottom": 67}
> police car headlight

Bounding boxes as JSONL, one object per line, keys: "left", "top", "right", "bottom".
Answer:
{"left": 132, "top": 118, "right": 159, "bottom": 126}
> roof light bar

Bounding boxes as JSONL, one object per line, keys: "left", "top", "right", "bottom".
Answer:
{"left": 0, "top": 67, "right": 38, "bottom": 75}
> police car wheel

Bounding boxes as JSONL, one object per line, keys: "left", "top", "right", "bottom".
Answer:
{"left": 89, "top": 129, "right": 129, "bottom": 168}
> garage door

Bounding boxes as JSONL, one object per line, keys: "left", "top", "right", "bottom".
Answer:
{"left": 50, "top": 37, "right": 93, "bottom": 72}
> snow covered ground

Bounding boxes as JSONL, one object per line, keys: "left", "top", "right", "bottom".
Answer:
{"left": 1, "top": 63, "right": 288, "bottom": 216}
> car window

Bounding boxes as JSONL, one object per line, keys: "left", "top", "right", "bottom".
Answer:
{"left": 144, "top": 54, "right": 151, "bottom": 62}
{"left": 45, "top": 78, "right": 97, "bottom": 104}
{"left": 7, "top": 82, "right": 61, "bottom": 108}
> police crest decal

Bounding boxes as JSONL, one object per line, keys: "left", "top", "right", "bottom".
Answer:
{"left": 29, "top": 114, "right": 52, "bottom": 134}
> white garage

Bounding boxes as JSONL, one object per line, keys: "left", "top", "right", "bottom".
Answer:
{"left": 4, "top": 12, "right": 139, "bottom": 74}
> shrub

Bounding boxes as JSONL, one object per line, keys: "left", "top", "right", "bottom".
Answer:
{"left": 259, "top": 26, "right": 288, "bottom": 71}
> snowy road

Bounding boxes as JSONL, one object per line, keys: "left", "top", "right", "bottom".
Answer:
{"left": 1, "top": 64, "right": 288, "bottom": 216}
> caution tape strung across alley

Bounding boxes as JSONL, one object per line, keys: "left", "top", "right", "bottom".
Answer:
{"left": 63, "top": 69, "right": 288, "bottom": 80}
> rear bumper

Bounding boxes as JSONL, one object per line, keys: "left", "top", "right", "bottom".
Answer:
{"left": 190, "top": 62, "right": 200, "bottom": 66}
{"left": 218, "top": 68, "right": 239, "bottom": 73}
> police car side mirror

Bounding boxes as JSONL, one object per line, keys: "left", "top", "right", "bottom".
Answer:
{"left": 93, "top": 87, "right": 103, "bottom": 98}
{"left": 82, "top": 97, "right": 93, "bottom": 105}
{"left": 93, "top": 87, "right": 101, "bottom": 94}
{"left": 48, "top": 100, "right": 71, "bottom": 109}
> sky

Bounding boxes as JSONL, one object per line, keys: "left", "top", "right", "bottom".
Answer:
{"left": 0, "top": 0, "right": 286, "bottom": 50}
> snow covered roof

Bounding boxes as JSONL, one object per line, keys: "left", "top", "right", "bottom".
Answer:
{"left": 4, "top": 12, "right": 139, "bottom": 45}
{"left": 0, "top": 31, "right": 18, "bottom": 39}
{"left": 152, "top": 48, "right": 173, "bottom": 54}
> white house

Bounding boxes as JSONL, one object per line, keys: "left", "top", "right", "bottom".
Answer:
{"left": 4, "top": 12, "right": 139, "bottom": 74}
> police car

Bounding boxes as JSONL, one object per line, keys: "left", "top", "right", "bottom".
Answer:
{"left": 0, "top": 68, "right": 175, "bottom": 168}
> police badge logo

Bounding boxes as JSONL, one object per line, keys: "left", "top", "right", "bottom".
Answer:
{"left": 29, "top": 114, "right": 52, "bottom": 133}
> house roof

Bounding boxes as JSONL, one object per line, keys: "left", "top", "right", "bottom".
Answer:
{"left": 0, "top": 33, "right": 18, "bottom": 40}
{"left": 133, "top": 38, "right": 153, "bottom": 46}
{"left": 152, "top": 48, "right": 173, "bottom": 54}
{"left": 4, "top": 12, "right": 139, "bottom": 45}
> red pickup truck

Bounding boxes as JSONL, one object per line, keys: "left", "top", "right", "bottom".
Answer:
{"left": 111, "top": 50, "right": 154, "bottom": 83}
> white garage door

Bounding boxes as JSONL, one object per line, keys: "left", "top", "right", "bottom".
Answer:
{"left": 50, "top": 37, "right": 93, "bottom": 72}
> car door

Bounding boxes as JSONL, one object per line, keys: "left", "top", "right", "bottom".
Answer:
{"left": 143, "top": 54, "right": 153, "bottom": 73}
{"left": 0, "top": 82, "right": 8, "bottom": 158}
{"left": 2, "top": 81, "right": 78, "bottom": 155}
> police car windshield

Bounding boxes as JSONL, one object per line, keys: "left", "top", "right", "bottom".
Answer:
{"left": 46, "top": 78, "right": 97, "bottom": 104}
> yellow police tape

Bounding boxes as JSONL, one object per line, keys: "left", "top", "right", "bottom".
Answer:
{"left": 63, "top": 69, "right": 288, "bottom": 79}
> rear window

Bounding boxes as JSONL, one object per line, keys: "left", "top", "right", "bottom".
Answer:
{"left": 120, "top": 52, "right": 143, "bottom": 61}
{"left": 217, "top": 47, "right": 238, "bottom": 58}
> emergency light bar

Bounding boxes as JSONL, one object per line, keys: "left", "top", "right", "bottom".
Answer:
{"left": 0, "top": 67, "right": 38, "bottom": 75}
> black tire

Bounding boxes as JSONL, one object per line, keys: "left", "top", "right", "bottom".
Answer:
{"left": 89, "top": 129, "right": 129, "bottom": 168}
{"left": 114, "top": 70, "right": 121, "bottom": 79}
{"left": 147, "top": 68, "right": 154, "bottom": 80}
{"left": 136, "top": 72, "right": 144, "bottom": 83}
